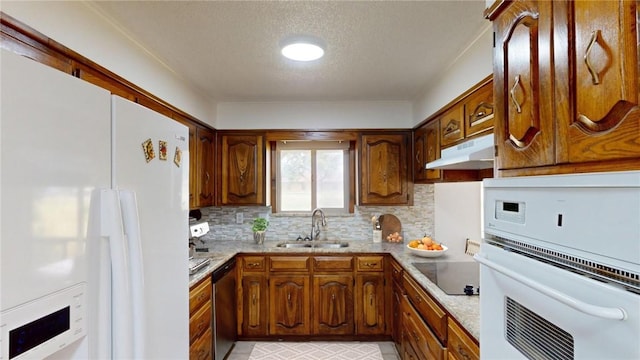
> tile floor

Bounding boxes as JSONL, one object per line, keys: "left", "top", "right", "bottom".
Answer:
{"left": 226, "top": 341, "right": 400, "bottom": 360}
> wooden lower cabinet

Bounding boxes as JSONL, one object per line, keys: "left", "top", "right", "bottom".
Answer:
{"left": 447, "top": 319, "right": 479, "bottom": 360}
{"left": 237, "top": 254, "right": 388, "bottom": 338}
{"left": 239, "top": 274, "right": 268, "bottom": 337}
{"left": 269, "top": 275, "right": 311, "bottom": 335}
{"left": 189, "top": 327, "right": 213, "bottom": 360}
{"left": 401, "top": 294, "right": 447, "bottom": 360}
{"left": 189, "top": 277, "right": 212, "bottom": 360}
{"left": 313, "top": 274, "right": 354, "bottom": 335}
{"left": 355, "top": 273, "right": 386, "bottom": 335}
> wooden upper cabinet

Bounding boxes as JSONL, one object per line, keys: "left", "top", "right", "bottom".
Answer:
{"left": 464, "top": 79, "right": 495, "bottom": 138}
{"left": 196, "top": 126, "right": 216, "bottom": 208}
{"left": 413, "top": 126, "right": 428, "bottom": 182}
{"left": 490, "top": 0, "right": 640, "bottom": 174}
{"left": 424, "top": 120, "right": 442, "bottom": 181}
{"left": 558, "top": 0, "right": 640, "bottom": 164}
{"left": 492, "top": 0, "right": 555, "bottom": 170}
{"left": 360, "top": 133, "right": 411, "bottom": 205}
{"left": 218, "top": 133, "right": 265, "bottom": 205}
{"left": 439, "top": 105, "right": 465, "bottom": 148}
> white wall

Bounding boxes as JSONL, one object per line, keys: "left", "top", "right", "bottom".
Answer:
{"left": 216, "top": 100, "right": 413, "bottom": 129}
{"left": 0, "top": 1, "right": 216, "bottom": 126}
{"left": 434, "top": 182, "right": 482, "bottom": 261}
{"left": 412, "top": 24, "right": 493, "bottom": 125}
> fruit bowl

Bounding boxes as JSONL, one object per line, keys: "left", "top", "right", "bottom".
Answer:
{"left": 406, "top": 243, "right": 448, "bottom": 258}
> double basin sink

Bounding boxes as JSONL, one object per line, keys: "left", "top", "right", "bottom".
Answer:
{"left": 276, "top": 240, "right": 349, "bottom": 249}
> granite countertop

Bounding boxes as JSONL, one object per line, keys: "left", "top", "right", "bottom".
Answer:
{"left": 189, "top": 239, "right": 479, "bottom": 341}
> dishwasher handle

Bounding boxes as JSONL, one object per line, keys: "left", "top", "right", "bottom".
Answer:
{"left": 474, "top": 253, "right": 628, "bottom": 320}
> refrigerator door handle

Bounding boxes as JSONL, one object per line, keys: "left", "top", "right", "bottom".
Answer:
{"left": 99, "top": 189, "right": 134, "bottom": 359}
{"left": 119, "top": 189, "right": 146, "bottom": 359}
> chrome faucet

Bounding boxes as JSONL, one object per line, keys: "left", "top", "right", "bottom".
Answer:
{"left": 310, "top": 208, "right": 327, "bottom": 241}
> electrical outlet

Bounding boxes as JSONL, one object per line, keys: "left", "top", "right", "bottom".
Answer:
{"left": 236, "top": 212, "right": 243, "bottom": 224}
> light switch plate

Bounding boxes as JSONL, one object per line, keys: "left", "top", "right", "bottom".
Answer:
{"left": 236, "top": 212, "right": 243, "bottom": 224}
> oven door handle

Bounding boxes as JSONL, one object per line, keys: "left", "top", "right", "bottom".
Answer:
{"left": 474, "top": 254, "right": 628, "bottom": 320}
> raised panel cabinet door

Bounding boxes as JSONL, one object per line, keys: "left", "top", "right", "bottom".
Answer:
{"left": 413, "top": 127, "right": 428, "bottom": 182}
{"left": 313, "top": 275, "right": 354, "bottom": 335}
{"left": 355, "top": 273, "right": 385, "bottom": 335}
{"left": 493, "top": 0, "right": 555, "bottom": 169}
{"left": 440, "top": 105, "right": 465, "bottom": 148}
{"left": 220, "top": 134, "right": 265, "bottom": 205}
{"left": 424, "top": 120, "right": 442, "bottom": 181}
{"left": 360, "top": 133, "right": 410, "bottom": 205}
{"left": 196, "top": 127, "right": 215, "bottom": 207}
{"left": 269, "top": 275, "right": 310, "bottom": 335}
{"left": 240, "top": 275, "right": 268, "bottom": 337}
{"left": 464, "top": 79, "right": 495, "bottom": 138}
{"left": 559, "top": 0, "right": 640, "bottom": 163}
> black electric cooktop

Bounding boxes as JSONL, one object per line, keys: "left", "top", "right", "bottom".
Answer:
{"left": 412, "top": 261, "right": 479, "bottom": 296}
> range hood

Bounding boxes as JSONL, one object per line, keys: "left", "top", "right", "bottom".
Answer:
{"left": 426, "top": 133, "right": 494, "bottom": 170}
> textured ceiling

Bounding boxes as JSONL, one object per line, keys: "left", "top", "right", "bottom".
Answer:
{"left": 90, "top": 1, "right": 489, "bottom": 102}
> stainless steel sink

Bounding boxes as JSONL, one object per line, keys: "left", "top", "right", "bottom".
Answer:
{"left": 313, "top": 241, "right": 349, "bottom": 248}
{"left": 276, "top": 242, "right": 313, "bottom": 248}
{"left": 275, "top": 241, "right": 349, "bottom": 248}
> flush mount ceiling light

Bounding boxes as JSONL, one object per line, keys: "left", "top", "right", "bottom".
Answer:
{"left": 280, "top": 36, "right": 325, "bottom": 62}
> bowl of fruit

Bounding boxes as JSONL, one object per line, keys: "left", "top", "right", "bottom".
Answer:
{"left": 407, "top": 236, "right": 448, "bottom": 258}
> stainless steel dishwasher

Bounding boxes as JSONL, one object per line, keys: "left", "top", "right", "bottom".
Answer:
{"left": 212, "top": 257, "right": 236, "bottom": 360}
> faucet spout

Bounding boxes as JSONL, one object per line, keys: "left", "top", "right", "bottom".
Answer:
{"left": 310, "top": 208, "right": 327, "bottom": 240}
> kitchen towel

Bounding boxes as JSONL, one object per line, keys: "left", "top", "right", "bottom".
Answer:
{"left": 248, "top": 341, "right": 383, "bottom": 360}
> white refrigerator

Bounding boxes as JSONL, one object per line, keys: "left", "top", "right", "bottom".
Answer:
{"left": 1, "top": 49, "right": 189, "bottom": 359}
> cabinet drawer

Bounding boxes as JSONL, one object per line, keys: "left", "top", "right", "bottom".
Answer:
{"left": 402, "top": 295, "right": 446, "bottom": 360}
{"left": 356, "top": 256, "right": 384, "bottom": 272}
{"left": 189, "top": 300, "right": 212, "bottom": 345}
{"left": 313, "top": 256, "right": 354, "bottom": 272}
{"left": 189, "top": 278, "right": 212, "bottom": 316}
{"left": 189, "top": 326, "right": 212, "bottom": 360}
{"left": 402, "top": 273, "right": 447, "bottom": 343}
{"left": 242, "top": 256, "right": 266, "bottom": 272}
{"left": 447, "top": 319, "right": 479, "bottom": 360}
{"left": 269, "top": 256, "right": 310, "bottom": 272}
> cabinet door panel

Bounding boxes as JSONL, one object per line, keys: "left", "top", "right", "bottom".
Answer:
{"left": 564, "top": 0, "right": 640, "bottom": 163}
{"left": 355, "top": 273, "right": 385, "bottom": 335}
{"left": 220, "top": 134, "right": 264, "bottom": 205}
{"left": 413, "top": 127, "right": 427, "bottom": 182}
{"left": 425, "top": 120, "right": 442, "bottom": 181}
{"left": 494, "top": 0, "right": 555, "bottom": 169}
{"left": 269, "top": 275, "right": 310, "bottom": 335}
{"left": 240, "top": 275, "right": 268, "bottom": 337}
{"left": 440, "top": 106, "right": 465, "bottom": 148}
{"left": 360, "top": 133, "right": 411, "bottom": 205}
{"left": 464, "top": 79, "right": 495, "bottom": 138}
{"left": 196, "top": 127, "right": 215, "bottom": 207}
{"left": 313, "top": 275, "right": 354, "bottom": 335}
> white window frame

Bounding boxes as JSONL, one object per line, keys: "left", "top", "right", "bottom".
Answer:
{"left": 275, "top": 140, "right": 350, "bottom": 214}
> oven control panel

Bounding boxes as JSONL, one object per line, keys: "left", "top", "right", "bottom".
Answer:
{"left": 495, "top": 200, "right": 525, "bottom": 224}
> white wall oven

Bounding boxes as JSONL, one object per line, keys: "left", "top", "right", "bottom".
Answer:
{"left": 475, "top": 171, "right": 640, "bottom": 359}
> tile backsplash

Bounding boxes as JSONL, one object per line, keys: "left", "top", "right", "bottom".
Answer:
{"left": 194, "top": 184, "right": 434, "bottom": 245}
